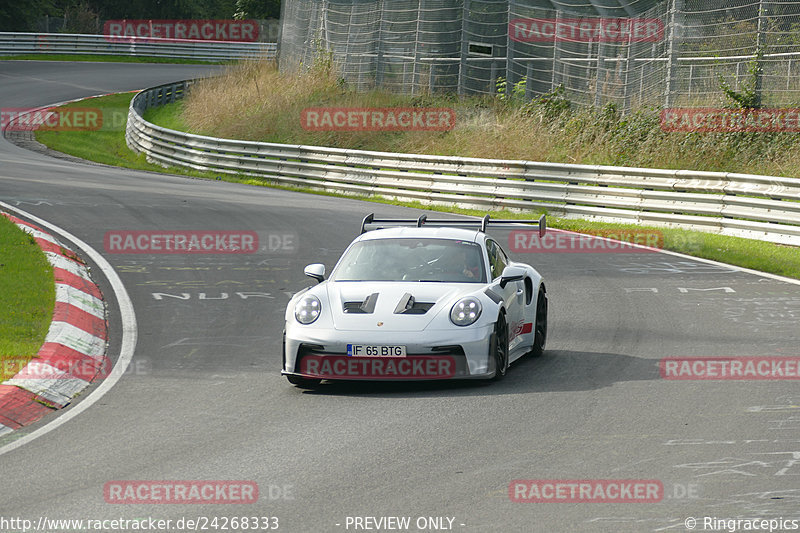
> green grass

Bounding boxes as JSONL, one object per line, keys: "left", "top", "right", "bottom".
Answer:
{"left": 0, "top": 215, "right": 55, "bottom": 382}
{"left": 143, "top": 101, "right": 188, "bottom": 130}
{"left": 34, "top": 93, "right": 800, "bottom": 281}
{"left": 0, "top": 53, "right": 222, "bottom": 65}
{"left": 36, "top": 93, "right": 190, "bottom": 173}
{"left": 36, "top": 93, "right": 268, "bottom": 179}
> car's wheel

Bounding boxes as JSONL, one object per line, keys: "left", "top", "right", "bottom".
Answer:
{"left": 491, "top": 312, "right": 509, "bottom": 380}
{"left": 530, "top": 289, "right": 548, "bottom": 357}
{"left": 286, "top": 374, "right": 322, "bottom": 388}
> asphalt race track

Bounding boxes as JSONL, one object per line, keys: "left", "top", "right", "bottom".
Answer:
{"left": 1, "top": 61, "right": 799, "bottom": 533}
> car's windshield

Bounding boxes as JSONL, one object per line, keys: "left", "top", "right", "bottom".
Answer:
{"left": 331, "top": 238, "right": 486, "bottom": 283}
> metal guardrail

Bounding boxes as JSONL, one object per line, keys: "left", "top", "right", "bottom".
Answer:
{"left": 0, "top": 32, "right": 276, "bottom": 62}
{"left": 126, "top": 80, "right": 800, "bottom": 246}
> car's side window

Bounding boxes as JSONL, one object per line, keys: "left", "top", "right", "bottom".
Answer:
{"left": 495, "top": 242, "right": 510, "bottom": 267}
{"left": 486, "top": 239, "right": 508, "bottom": 280}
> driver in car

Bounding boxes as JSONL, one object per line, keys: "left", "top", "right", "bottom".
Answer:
{"left": 444, "top": 245, "right": 481, "bottom": 281}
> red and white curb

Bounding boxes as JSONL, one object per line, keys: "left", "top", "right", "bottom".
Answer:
{"left": 0, "top": 213, "right": 108, "bottom": 437}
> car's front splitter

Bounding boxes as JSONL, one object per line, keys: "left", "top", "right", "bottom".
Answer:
{"left": 283, "top": 324, "right": 495, "bottom": 378}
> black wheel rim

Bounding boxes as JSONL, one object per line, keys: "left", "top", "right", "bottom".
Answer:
{"left": 536, "top": 296, "right": 547, "bottom": 347}
{"left": 496, "top": 319, "right": 508, "bottom": 375}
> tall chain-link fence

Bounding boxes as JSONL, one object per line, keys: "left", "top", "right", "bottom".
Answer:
{"left": 279, "top": 0, "right": 800, "bottom": 111}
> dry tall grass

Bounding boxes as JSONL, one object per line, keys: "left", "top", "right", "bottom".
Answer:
{"left": 179, "top": 59, "right": 800, "bottom": 177}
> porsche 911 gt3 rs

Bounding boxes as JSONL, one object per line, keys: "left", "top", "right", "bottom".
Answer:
{"left": 281, "top": 213, "right": 548, "bottom": 387}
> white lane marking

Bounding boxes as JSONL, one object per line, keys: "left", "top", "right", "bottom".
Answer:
{"left": 0, "top": 201, "right": 137, "bottom": 457}
{"left": 552, "top": 227, "right": 800, "bottom": 286}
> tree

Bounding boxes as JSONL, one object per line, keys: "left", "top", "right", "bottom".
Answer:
{"left": 0, "top": 0, "right": 54, "bottom": 31}
{"left": 233, "top": 0, "right": 281, "bottom": 20}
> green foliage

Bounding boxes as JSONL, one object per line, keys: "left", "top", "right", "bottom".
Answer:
{"left": 524, "top": 85, "right": 570, "bottom": 118}
{"left": 233, "top": 0, "right": 281, "bottom": 20}
{"left": 717, "top": 50, "right": 764, "bottom": 109}
{"left": 511, "top": 77, "right": 527, "bottom": 100}
{"left": 495, "top": 76, "right": 528, "bottom": 102}
{"left": 0, "top": 0, "right": 54, "bottom": 31}
{"left": 598, "top": 102, "right": 619, "bottom": 130}
{"left": 495, "top": 76, "right": 508, "bottom": 100}
{"left": 0, "top": 0, "right": 259, "bottom": 32}
{"left": 60, "top": 2, "right": 99, "bottom": 34}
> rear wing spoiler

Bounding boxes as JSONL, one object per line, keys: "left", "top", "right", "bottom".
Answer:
{"left": 360, "top": 213, "right": 546, "bottom": 237}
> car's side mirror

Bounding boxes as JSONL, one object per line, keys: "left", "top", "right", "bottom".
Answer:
{"left": 304, "top": 263, "right": 325, "bottom": 283}
{"left": 499, "top": 265, "right": 525, "bottom": 288}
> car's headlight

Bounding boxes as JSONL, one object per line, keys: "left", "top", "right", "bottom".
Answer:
{"left": 450, "top": 297, "right": 482, "bottom": 326}
{"left": 295, "top": 295, "right": 322, "bottom": 324}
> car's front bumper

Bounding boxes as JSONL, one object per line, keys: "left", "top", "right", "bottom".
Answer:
{"left": 282, "top": 324, "right": 495, "bottom": 380}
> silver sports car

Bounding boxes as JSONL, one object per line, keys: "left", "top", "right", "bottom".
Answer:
{"left": 282, "top": 214, "right": 548, "bottom": 387}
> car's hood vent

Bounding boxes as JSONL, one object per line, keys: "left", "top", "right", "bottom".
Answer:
{"left": 393, "top": 292, "right": 435, "bottom": 315}
{"left": 328, "top": 282, "right": 473, "bottom": 331}
{"left": 343, "top": 292, "right": 379, "bottom": 314}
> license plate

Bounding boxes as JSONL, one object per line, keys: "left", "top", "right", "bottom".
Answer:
{"left": 347, "top": 344, "right": 407, "bottom": 357}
